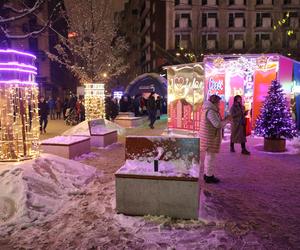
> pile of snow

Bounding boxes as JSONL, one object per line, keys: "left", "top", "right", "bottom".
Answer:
{"left": 117, "top": 159, "right": 199, "bottom": 178}
{"left": 62, "top": 120, "right": 125, "bottom": 136}
{"left": 0, "top": 154, "right": 98, "bottom": 233}
{"left": 42, "top": 135, "right": 89, "bottom": 144}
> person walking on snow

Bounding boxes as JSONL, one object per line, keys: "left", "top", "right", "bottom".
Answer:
{"left": 199, "top": 95, "right": 231, "bottom": 184}
{"left": 48, "top": 97, "right": 56, "bottom": 120}
{"left": 38, "top": 96, "right": 49, "bottom": 134}
{"left": 230, "top": 95, "right": 250, "bottom": 155}
{"left": 147, "top": 92, "right": 157, "bottom": 129}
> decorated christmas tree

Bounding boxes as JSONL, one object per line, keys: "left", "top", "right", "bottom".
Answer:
{"left": 255, "top": 80, "right": 298, "bottom": 139}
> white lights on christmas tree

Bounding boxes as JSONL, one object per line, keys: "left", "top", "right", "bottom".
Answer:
{"left": 0, "top": 49, "right": 40, "bottom": 161}
{"left": 84, "top": 83, "right": 105, "bottom": 120}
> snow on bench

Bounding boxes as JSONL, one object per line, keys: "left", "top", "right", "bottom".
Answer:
{"left": 41, "top": 136, "right": 91, "bottom": 159}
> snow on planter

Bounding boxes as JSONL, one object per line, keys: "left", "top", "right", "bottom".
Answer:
{"left": 116, "top": 136, "right": 200, "bottom": 219}
{"left": 41, "top": 136, "right": 91, "bottom": 159}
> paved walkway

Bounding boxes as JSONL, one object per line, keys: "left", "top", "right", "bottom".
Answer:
{"left": 39, "top": 118, "right": 72, "bottom": 140}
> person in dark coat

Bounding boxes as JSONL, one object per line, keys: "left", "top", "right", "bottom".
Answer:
{"left": 119, "top": 96, "right": 129, "bottom": 112}
{"left": 156, "top": 95, "right": 162, "bottom": 119}
{"left": 133, "top": 95, "right": 141, "bottom": 117}
{"left": 147, "top": 92, "right": 157, "bottom": 129}
{"left": 230, "top": 95, "right": 250, "bottom": 155}
{"left": 55, "top": 97, "right": 62, "bottom": 120}
{"left": 38, "top": 96, "right": 49, "bottom": 133}
{"left": 111, "top": 98, "right": 119, "bottom": 121}
{"left": 63, "top": 98, "right": 69, "bottom": 120}
{"left": 48, "top": 97, "right": 56, "bottom": 120}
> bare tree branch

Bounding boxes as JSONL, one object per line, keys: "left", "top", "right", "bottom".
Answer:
{"left": 0, "top": 0, "right": 45, "bottom": 24}
{"left": 0, "top": 1, "right": 61, "bottom": 39}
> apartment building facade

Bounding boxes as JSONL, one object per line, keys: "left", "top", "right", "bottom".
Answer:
{"left": 123, "top": 0, "right": 300, "bottom": 73}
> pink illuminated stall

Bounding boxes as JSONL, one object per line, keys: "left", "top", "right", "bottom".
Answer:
{"left": 166, "top": 54, "right": 298, "bottom": 132}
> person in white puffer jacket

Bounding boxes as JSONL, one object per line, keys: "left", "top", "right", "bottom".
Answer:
{"left": 199, "top": 95, "right": 231, "bottom": 183}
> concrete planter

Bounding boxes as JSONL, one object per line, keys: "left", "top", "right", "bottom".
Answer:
{"left": 115, "top": 173, "right": 199, "bottom": 219}
{"left": 264, "top": 138, "right": 286, "bottom": 152}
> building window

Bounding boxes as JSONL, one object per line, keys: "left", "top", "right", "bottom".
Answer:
{"left": 202, "top": 0, "right": 219, "bottom": 5}
{"left": 256, "top": 0, "right": 273, "bottom": 4}
{"left": 229, "top": 13, "right": 245, "bottom": 27}
{"left": 175, "top": 0, "right": 192, "bottom": 5}
{"left": 256, "top": 13, "right": 271, "bottom": 27}
{"left": 229, "top": 0, "right": 246, "bottom": 4}
{"left": 286, "top": 12, "right": 299, "bottom": 28}
{"left": 283, "top": 32, "right": 297, "bottom": 48}
{"left": 175, "top": 13, "right": 192, "bottom": 28}
{"left": 202, "top": 34, "right": 218, "bottom": 50}
{"left": 202, "top": 13, "right": 218, "bottom": 27}
{"left": 229, "top": 34, "right": 244, "bottom": 49}
{"left": 255, "top": 33, "right": 271, "bottom": 49}
{"left": 175, "top": 34, "right": 191, "bottom": 49}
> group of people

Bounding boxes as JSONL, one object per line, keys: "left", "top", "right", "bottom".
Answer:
{"left": 38, "top": 95, "right": 85, "bottom": 133}
{"left": 105, "top": 93, "right": 164, "bottom": 129}
{"left": 199, "top": 94, "right": 250, "bottom": 184}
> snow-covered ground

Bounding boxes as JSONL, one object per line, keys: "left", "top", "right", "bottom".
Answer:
{"left": 0, "top": 134, "right": 299, "bottom": 249}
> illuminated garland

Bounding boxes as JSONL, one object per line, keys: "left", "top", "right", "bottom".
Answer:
{"left": 84, "top": 83, "right": 105, "bottom": 121}
{"left": 273, "top": 12, "right": 295, "bottom": 37}
{"left": 0, "top": 50, "right": 40, "bottom": 162}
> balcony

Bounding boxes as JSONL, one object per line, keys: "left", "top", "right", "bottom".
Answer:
{"left": 262, "top": 39, "right": 271, "bottom": 49}
{"left": 207, "top": 18, "right": 217, "bottom": 28}
{"left": 290, "top": 17, "right": 299, "bottom": 28}
{"left": 289, "top": 39, "right": 298, "bottom": 49}
{"left": 207, "top": 40, "right": 216, "bottom": 49}
{"left": 256, "top": 0, "right": 274, "bottom": 9}
{"left": 175, "top": 0, "right": 192, "bottom": 10}
{"left": 233, "top": 40, "right": 244, "bottom": 49}
{"left": 262, "top": 17, "right": 271, "bottom": 28}
{"left": 207, "top": 0, "right": 217, "bottom": 5}
{"left": 234, "top": 18, "right": 244, "bottom": 28}
{"left": 235, "top": 0, "right": 244, "bottom": 5}
{"left": 175, "top": 18, "right": 192, "bottom": 30}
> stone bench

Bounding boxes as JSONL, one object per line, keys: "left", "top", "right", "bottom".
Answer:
{"left": 115, "top": 136, "right": 200, "bottom": 219}
{"left": 114, "top": 116, "right": 148, "bottom": 128}
{"left": 41, "top": 136, "right": 90, "bottom": 159}
{"left": 88, "top": 119, "right": 118, "bottom": 147}
{"left": 89, "top": 130, "right": 117, "bottom": 147}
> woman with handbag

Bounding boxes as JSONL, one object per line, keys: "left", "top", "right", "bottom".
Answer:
{"left": 230, "top": 95, "right": 250, "bottom": 155}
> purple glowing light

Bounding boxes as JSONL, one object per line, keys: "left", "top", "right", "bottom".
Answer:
{"left": 0, "top": 68, "right": 37, "bottom": 74}
{"left": 0, "top": 62, "right": 37, "bottom": 71}
{"left": 0, "top": 49, "right": 36, "bottom": 59}
{"left": 0, "top": 80, "right": 37, "bottom": 85}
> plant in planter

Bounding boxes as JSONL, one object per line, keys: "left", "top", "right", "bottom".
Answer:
{"left": 255, "top": 80, "right": 298, "bottom": 152}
